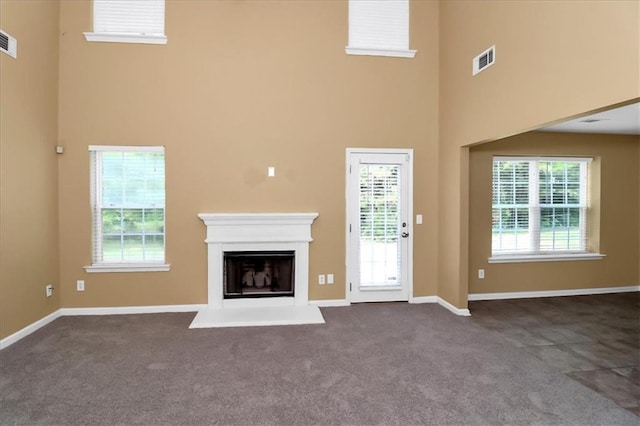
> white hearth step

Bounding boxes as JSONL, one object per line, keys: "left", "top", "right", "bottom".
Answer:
{"left": 189, "top": 305, "right": 325, "bottom": 329}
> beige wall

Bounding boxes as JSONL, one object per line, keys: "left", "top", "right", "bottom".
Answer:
{"left": 440, "top": 1, "right": 640, "bottom": 148}
{"left": 439, "top": 0, "right": 640, "bottom": 307}
{"left": 0, "top": 1, "right": 60, "bottom": 339}
{"left": 3, "top": 0, "right": 639, "bottom": 340}
{"left": 469, "top": 132, "right": 640, "bottom": 294}
{"left": 57, "top": 0, "right": 440, "bottom": 307}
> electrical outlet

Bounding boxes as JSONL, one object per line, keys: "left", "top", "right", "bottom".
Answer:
{"left": 327, "top": 274, "right": 334, "bottom": 284}
{"left": 77, "top": 280, "right": 85, "bottom": 291}
{"left": 318, "top": 274, "right": 325, "bottom": 285}
{"left": 45, "top": 284, "right": 53, "bottom": 298}
{"left": 478, "top": 269, "right": 485, "bottom": 279}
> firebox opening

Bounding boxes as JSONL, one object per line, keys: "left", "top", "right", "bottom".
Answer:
{"left": 223, "top": 251, "right": 295, "bottom": 299}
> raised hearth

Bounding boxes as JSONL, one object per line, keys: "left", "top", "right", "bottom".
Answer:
{"left": 190, "top": 213, "right": 324, "bottom": 328}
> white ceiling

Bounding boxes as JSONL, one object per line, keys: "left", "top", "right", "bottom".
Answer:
{"left": 539, "top": 102, "right": 640, "bottom": 135}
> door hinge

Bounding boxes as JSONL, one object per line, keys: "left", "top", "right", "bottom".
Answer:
{"left": 349, "top": 282, "right": 352, "bottom": 291}
{"left": 349, "top": 224, "right": 352, "bottom": 233}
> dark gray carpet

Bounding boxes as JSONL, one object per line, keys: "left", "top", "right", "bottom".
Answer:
{"left": 0, "top": 303, "right": 637, "bottom": 425}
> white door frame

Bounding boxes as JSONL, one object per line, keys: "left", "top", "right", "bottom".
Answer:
{"left": 345, "top": 148, "right": 414, "bottom": 303}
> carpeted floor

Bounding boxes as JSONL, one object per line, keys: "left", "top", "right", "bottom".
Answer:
{"left": 1, "top": 303, "right": 637, "bottom": 425}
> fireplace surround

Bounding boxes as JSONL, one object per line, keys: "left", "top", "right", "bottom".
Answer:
{"left": 190, "top": 213, "right": 324, "bottom": 328}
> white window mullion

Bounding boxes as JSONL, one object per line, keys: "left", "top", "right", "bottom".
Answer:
{"left": 529, "top": 161, "right": 540, "bottom": 254}
{"left": 579, "top": 162, "right": 588, "bottom": 251}
{"left": 119, "top": 207, "right": 125, "bottom": 262}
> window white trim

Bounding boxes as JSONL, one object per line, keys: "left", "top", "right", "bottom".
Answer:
{"left": 83, "top": 32, "right": 167, "bottom": 45}
{"left": 344, "top": 47, "right": 416, "bottom": 58}
{"left": 488, "top": 253, "right": 605, "bottom": 264}
{"left": 84, "top": 263, "right": 170, "bottom": 273}
{"left": 88, "top": 145, "right": 164, "bottom": 153}
{"left": 496, "top": 156, "right": 593, "bottom": 164}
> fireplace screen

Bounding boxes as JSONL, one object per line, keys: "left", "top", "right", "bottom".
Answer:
{"left": 223, "top": 251, "right": 295, "bottom": 298}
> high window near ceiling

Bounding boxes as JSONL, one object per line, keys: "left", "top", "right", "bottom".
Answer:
{"left": 84, "top": 0, "right": 167, "bottom": 45}
{"left": 490, "top": 156, "right": 604, "bottom": 263}
{"left": 86, "top": 146, "right": 169, "bottom": 273}
{"left": 346, "top": 0, "right": 416, "bottom": 58}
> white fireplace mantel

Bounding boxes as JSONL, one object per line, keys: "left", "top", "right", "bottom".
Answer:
{"left": 191, "top": 213, "right": 323, "bottom": 328}
{"left": 198, "top": 213, "right": 318, "bottom": 244}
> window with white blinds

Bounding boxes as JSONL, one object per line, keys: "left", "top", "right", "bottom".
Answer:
{"left": 87, "top": 146, "right": 168, "bottom": 273}
{"left": 84, "top": 0, "right": 167, "bottom": 45}
{"left": 346, "top": 0, "right": 416, "bottom": 58}
{"left": 491, "top": 157, "right": 591, "bottom": 258}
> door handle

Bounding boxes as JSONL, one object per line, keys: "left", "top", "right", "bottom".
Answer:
{"left": 401, "top": 232, "right": 409, "bottom": 238}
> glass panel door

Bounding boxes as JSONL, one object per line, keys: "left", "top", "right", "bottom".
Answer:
{"left": 347, "top": 150, "right": 411, "bottom": 303}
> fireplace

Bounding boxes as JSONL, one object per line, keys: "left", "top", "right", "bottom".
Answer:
{"left": 190, "top": 213, "right": 324, "bottom": 328}
{"left": 224, "top": 251, "right": 295, "bottom": 298}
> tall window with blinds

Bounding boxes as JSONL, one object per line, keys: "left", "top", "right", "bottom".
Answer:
{"left": 89, "top": 146, "right": 166, "bottom": 267}
{"left": 492, "top": 157, "right": 590, "bottom": 256}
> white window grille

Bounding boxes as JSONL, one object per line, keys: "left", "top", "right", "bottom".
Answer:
{"left": 346, "top": 0, "right": 416, "bottom": 58}
{"left": 84, "top": 0, "right": 167, "bottom": 45}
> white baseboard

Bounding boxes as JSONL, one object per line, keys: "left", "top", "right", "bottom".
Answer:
{"left": 59, "top": 304, "right": 207, "bottom": 316}
{"left": 309, "top": 299, "right": 350, "bottom": 307}
{"left": 0, "top": 310, "right": 61, "bottom": 350}
{"left": 468, "top": 285, "right": 640, "bottom": 301}
{"left": 436, "top": 297, "right": 472, "bottom": 316}
{"left": 409, "top": 296, "right": 438, "bottom": 304}
{"left": 409, "top": 295, "right": 471, "bottom": 316}
{"left": 0, "top": 304, "right": 206, "bottom": 350}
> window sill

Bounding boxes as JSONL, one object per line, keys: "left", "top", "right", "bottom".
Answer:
{"left": 488, "top": 253, "right": 605, "bottom": 264}
{"left": 84, "top": 264, "right": 171, "bottom": 273}
{"left": 83, "top": 32, "right": 167, "bottom": 45}
{"left": 345, "top": 46, "right": 416, "bottom": 58}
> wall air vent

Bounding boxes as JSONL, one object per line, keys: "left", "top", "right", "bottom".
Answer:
{"left": 472, "top": 45, "right": 495, "bottom": 76}
{"left": 0, "top": 29, "right": 17, "bottom": 59}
